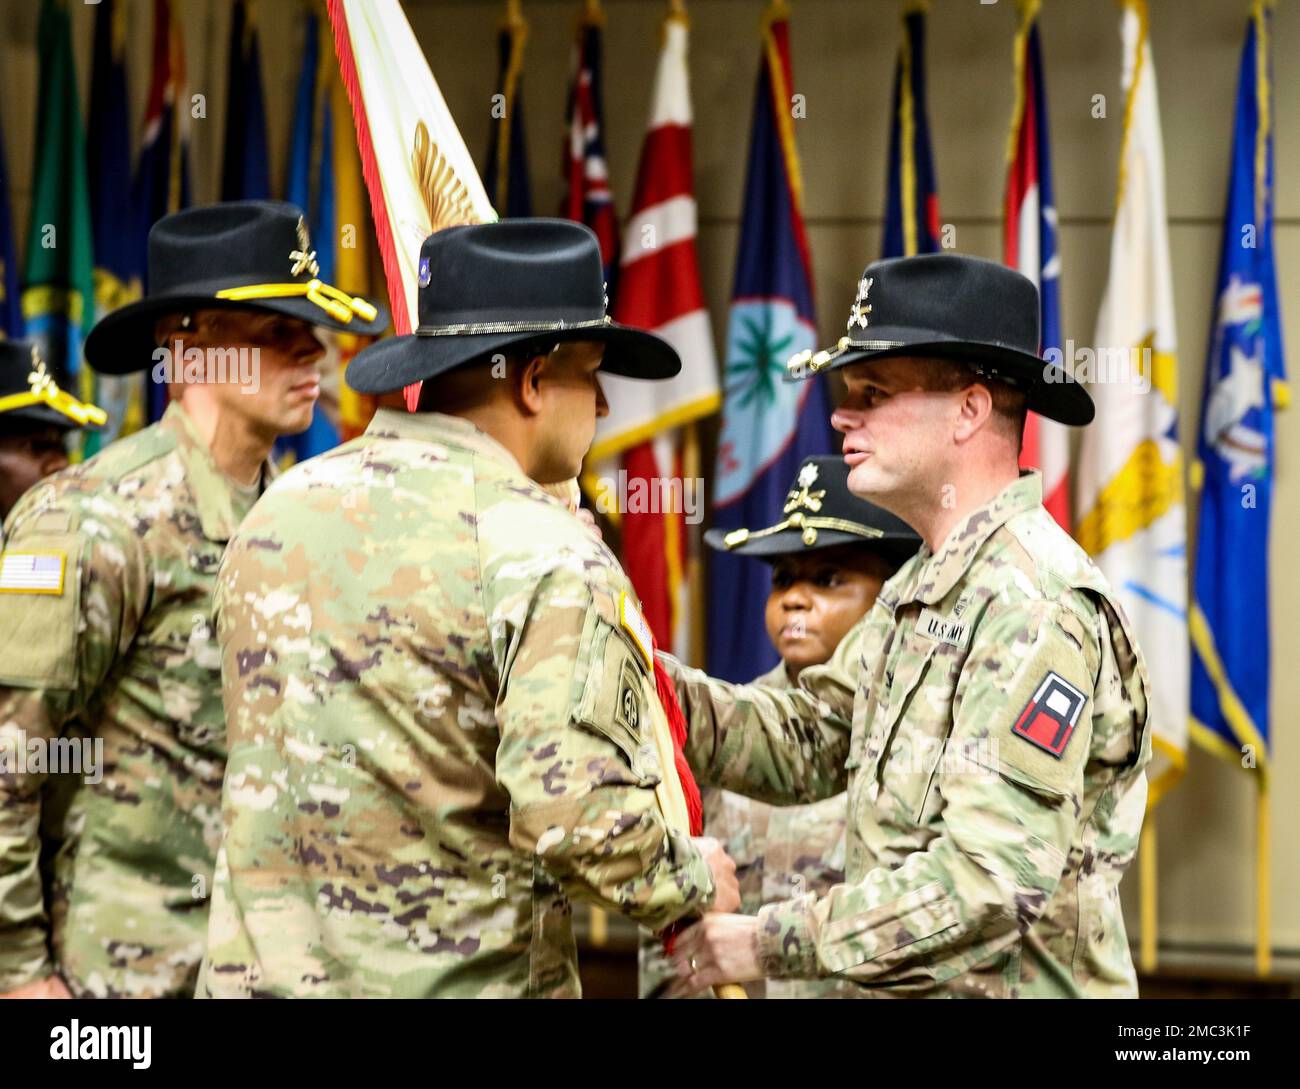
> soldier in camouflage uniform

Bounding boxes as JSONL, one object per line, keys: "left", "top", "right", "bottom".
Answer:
{"left": 0, "top": 340, "right": 106, "bottom": 531}
{"left": 0, "top": 202, "right": 384, "bottom": 998}
{"left": 668, "top": 254, "right": 1152, "bottom": 998}
{"left": 639, "top": 455, "right": 919, "bottom": 999}
{"left": 198, "top": 219, "right": 739, "bottom": 999}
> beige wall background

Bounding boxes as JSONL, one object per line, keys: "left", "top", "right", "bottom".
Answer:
{"left": 0, "top": 0, "right": 1294, "bottom": 972}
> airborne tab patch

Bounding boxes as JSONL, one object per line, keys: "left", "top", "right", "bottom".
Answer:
{"left": 1011, "top": 671, "right": 1086, "bottom": 759}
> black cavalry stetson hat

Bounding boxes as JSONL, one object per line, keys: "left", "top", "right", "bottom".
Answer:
{"left": 0, "top": 340, "right": 106, "bottom": 431}
{"left": 84, "top": 200, "right": 388, "bottom": 374}
{"left": 786, "top": 252, "right": 1094, "bottom": 426}
{"left": 346, "top": 219, "right": 680, "bottom": 394}
{"left": 705, "top": 455, "right": 921, "bottom": 565}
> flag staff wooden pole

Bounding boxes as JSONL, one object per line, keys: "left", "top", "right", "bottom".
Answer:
{"left": 1139, "top": 822, "right": 1156, "bottom": 973}
{"left": 1257, "top": 781, "right": 1270, "bottom": 975}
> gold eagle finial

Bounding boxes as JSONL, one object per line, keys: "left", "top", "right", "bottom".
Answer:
{"left": 412, "top": 122, "right": 481, "bottom": 233}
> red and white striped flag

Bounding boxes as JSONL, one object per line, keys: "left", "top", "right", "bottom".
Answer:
{"left": 586, "top": 8, "right": 720, "bottom": 655}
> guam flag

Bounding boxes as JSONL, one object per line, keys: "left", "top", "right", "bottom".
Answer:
{"left": 708, "top": 3, "right": 831, "bottom": 683}
{"left": 1190, "top": 1, "right": 1286, "bottom": 974}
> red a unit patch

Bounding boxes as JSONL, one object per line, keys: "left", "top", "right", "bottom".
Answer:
{"left": 1011, "top": 671, "right": 1086, "bottom": 759}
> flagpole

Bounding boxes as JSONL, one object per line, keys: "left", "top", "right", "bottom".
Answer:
{"left": 1257, "top": 781, "right": 1270, "bottom": 975}
{"left": 1139, "top": 822, "right": 1156, "bottom": 973}
{"left": 1252, "top": 0, "right": 1273, "bottom": 982}
{"left": 683, "top": 422, "right": 705, "bottom": 668}
{"left": 678, "top": 0, "right": 703, "bottom": 673}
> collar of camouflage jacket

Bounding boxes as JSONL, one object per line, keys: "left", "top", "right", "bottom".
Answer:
{"left": 161, "top": 402, "right": 275, "bottom": 543}
{"left": 887, "top": 470, "right": 1044, "bottom": 609}
{"left": 364, "top": 408, "right": 526, "bottom": 476}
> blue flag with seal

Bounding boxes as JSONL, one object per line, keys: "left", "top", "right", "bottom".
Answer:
{"left": 708, "top": 3, "right": 831, "bottom": 683}
{"left": 1190, "top": 0, "right": 1287, "bottom": 977}
{"left": 1191, "top": 2, "right": 1287, "bottom": 775}
{"left": 279, "top": 8, "right": 341, "bottom": 463}
{"left": 882, "top": 0, "right": 940, "bottom": 258}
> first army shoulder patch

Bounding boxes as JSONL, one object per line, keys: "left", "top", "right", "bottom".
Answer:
{"left": 0, "top": 550, "right": 66, "bottom": 595}
{"left": 1011, "top": 671, "right": 1086, "bottom": 759}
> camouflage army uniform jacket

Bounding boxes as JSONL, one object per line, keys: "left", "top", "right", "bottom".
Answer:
{"left": 198, "top": 409, "right": 715, "bottom": 999}
{"left": 666, "top": 472, "right": 1151, "bottom": 998}
{"left": 639, "top": 663, "right": 863, "bottom": 999}
{"left": 0, "top": 402, "right": 265, "bottom": 996}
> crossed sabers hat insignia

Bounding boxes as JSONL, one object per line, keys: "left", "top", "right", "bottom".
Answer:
{"left": 290, "top": 216, "right": 320, "bottom": 278}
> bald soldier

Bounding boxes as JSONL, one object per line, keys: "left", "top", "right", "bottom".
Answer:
{"left": 667, "top": 254, "right": 1152, "bottom": 999}
{"left": 640, "top": 455, "right": 920, "bottom": 999}
{"left": 198, "top": 220, "right": 739, "bottom": 998}
{"left": 0, "top": 201, "right": 385, "bottom": 998}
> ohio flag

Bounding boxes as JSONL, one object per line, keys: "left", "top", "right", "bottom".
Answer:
{"left": 1004, "top": 0, "right": 1069, "bottom": 528}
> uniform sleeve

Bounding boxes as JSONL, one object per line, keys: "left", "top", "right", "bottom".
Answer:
{"left": 754, "top": 600, "right": 1102, "bottom": 987}
{"left": 0, "top": 496, "right": 147, "bottom": 990}
{"left": 657, "top": 614, "right": 861, "bottom": 805}
{"left": 491, "top": 567, "right": 714, "bottom": 934}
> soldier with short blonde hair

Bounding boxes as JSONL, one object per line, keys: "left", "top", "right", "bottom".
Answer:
{"left": 0, "top": 201, "right": 384, "bottom": 998}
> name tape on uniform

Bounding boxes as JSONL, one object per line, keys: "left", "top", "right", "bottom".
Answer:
{"left": 915, "top": 607, "right": 970, "bottom": 649}
{"left": 618, "top": 592, "right": 654, "bottom": 670}
{"left": 0, "top": 551, "right": 66, "bottom": 595}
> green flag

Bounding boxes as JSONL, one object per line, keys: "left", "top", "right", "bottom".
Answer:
{"left": 24, "top": 0, "right": 95, "bottom": 420}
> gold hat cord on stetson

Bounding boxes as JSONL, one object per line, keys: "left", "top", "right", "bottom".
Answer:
{"left": 723, "top": 512, "right": 887, "bottom": 550}
{"left": 215, "top": 279, "right": 379, "bottom": 325}
{"left": 787, "top": 335, "right": 905, "bottom": 375}
{"left": 0, "top": 356, "right": 108, "bottom": 427}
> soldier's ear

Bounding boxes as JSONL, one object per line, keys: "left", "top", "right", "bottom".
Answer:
{"left": 516, "top": 352, "right": 548, "bottom": 416}
{"left": 953, "top": 382, "right": 994, "bottom": 445}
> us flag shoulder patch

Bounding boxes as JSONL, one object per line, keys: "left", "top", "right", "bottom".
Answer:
{"left": 1011, "top": 671, "right": 1086, "bottom": 759}
{"left": 0, "top": 551, "right": 66, "bottom": 595}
